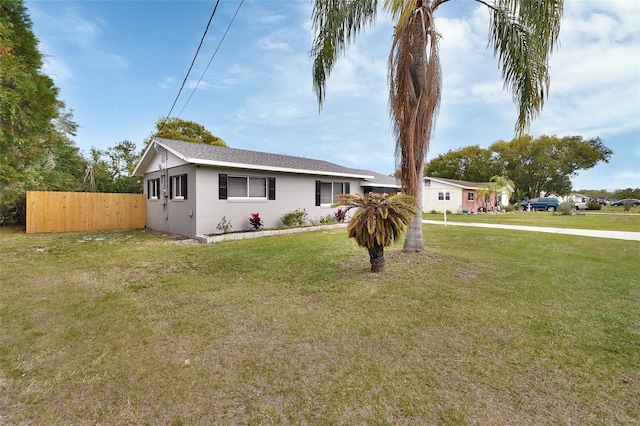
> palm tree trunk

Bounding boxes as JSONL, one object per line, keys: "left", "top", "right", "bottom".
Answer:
{"left": 403, "top": 166, "right": 425, "bottom": 253}
{"left": 368, "top": 243, "right": 385, "bottom": 272}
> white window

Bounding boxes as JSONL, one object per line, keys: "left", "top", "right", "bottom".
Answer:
{"left": 228, "top": 176, "right": 267, "bottom": 199}
{"left": 438, "top": 192, "right": 451, "bottom": 201}
{"left": 171, "top": 174, "right": 187, "bottom": 200}
{"left": 148, "top": 178, "right": 160, "bottom": 200}
{"left": 468, "top": 192, "right": 475, "bottom": 201}
{"left": 318, "top": 181, "right": 347, "bottom": 205}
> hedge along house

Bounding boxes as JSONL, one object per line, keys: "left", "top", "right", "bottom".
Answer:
{"left": 423, "top": 176, "right": 508, "bottom": 214}
{"left": 133, "top": 138, "right": 400, "bottom": 238}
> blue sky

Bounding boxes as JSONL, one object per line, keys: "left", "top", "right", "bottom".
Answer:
{"left": 26, "top": 0, "right": 640, "bottom": 191}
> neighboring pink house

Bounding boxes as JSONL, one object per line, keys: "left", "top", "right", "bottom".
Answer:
{"left": 423, "top": 177, "right": 505, "bottom": 213}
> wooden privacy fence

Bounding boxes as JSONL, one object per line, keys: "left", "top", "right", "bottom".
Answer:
{"left": 26, "top": 191, "right": 146, "bottom": 234}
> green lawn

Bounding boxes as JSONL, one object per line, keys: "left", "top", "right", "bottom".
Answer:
{"left": 424, "top": 210, "right": 640, "bottom": 232}
{"left": 1, "top": 226, "right": 638, "bottom": 424}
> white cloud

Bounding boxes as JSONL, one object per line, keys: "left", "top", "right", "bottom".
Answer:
{"left": 28, "top": 3, "right": 128, "bottom": 73}
{"left": 157, "top": 76, "right": 174, "bottom": 90}
{"left": 256, "top": 12, "right": 287, "bottom": 25}
{"left": 529, "top": 0, "right": 640, "bottom": 140}
{"left": 256, "top": 37, "right": 290, "bottom": 51}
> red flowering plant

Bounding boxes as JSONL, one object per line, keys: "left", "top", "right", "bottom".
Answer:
{"left": 249, "top": 212, "right": 264, "bottom": 231}
{"left": 334, "top": 208, "right": 347, "bottom": 222}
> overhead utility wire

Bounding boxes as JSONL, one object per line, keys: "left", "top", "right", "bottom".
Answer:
{"left": 157, "top": 0, "right": 221, "bottom": 136}
{"left": 178, "top": 0, "right": 245, "bottom": 117}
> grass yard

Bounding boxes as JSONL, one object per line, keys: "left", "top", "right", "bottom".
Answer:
{"left": 424, "top": 210, "right": 640, "bottom": 232}
{"left": 1, "top": 226, "right": 639, "bottom": 425}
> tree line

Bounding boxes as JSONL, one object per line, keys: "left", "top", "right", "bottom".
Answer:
{"left": 424, "top": 134, "right": 614, "bottom": 201}
{"left": 0, "top": 1, "right": 225, "bottom": 225}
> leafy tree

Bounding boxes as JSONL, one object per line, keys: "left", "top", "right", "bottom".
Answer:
{"left": 36, "top": 106, "right": 87, "bottom": 192}
{"left": 490, "top": 134, "right": 613, "bottom": 198}
{"left": 425, "top": 135, "right": 613, "bottom": 200}
{"left": 0, "top": 0, "right": 60, "bottom": 207}
{"left": 147, "top": 117, "right": 227, "bottom": 147}
{"left": 613, "top": 188, "right": 640, "bottom": 200}
{"left": 311, "top": 0, "right": 564, "bottom": 253}
{"left": 85, "top": 141, "right": 142, "bottom": 193}
{"left": 425, "top": 145, "right": 498, "bottom": 182}
{"left": 334, "top": 192, "right": 416, "bottom": 272}
{"left": 0, "top": 102, "right": 87, "bottom": 224}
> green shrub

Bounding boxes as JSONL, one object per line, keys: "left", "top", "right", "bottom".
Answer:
{"left": 587, "top": 199, "right": 602, "bottom": 210}
{"left": 216, "top": 216, "right": 232, "bottom": 233}
{"left": 319, "top": 215, "right": 333, "bottom": 225}
{"left": 503, "top": 205, "right": 515, "bottom": 213}
{"left": 281, "top": 209, "right": 308, "bottom": 227}
{"left": 557, "top": 200, "right": 577, "bottom": 216}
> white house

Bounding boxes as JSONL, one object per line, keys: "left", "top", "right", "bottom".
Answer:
{"left": 132, "top": 138, "right": 400, "bottom": 238}
{"left": 423, "top": 176, "right": 510, "bottom": 213}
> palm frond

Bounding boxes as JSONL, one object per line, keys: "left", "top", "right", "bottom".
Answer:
{"left": 311, "top": 0, "right": 379, "bottom": 109}
{"left": 336, "top": 192, "right": 416, "bottom": 249}
{"left": 486, "top": 0, "right": 563, "bottom": 134}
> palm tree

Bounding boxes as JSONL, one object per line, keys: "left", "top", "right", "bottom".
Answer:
{"left": 478, "top": 175, "right": 515, "bottom": 210}
{"left": 312, "top": 0, "right": 563, "bottom": 252}
{"left": 334, "top": 192, "right": 416, "bottom": 272}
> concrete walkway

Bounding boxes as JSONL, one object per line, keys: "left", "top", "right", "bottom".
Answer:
{"left": 422, "top": 220, "right": 640, "bottom": 242}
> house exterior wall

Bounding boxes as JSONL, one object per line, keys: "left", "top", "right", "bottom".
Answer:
{"left": 423, "top": 182, "right": 463, "bottom": 213}
{"left": 143, "top": 164, "right": 197, "bottom": 237}
{"left": 144, "top": 169, "right": 166, "bottom": 233}
{"left": 165, "top": 164, "right": 197, "bottom": 237}
{"left": 423, "top": 179, "right": 500, "bottom": 213}
{"left": 193, "top": 166, "right": 360, "bottom": 236}
{"left": 141, "top": 148, "right": 196, "bottom": 237}
{"left": 461, "top": 189, "right": 478, "bottom": 212}
{"left": 461, "top": 189, "right": 498, "bottom": 213}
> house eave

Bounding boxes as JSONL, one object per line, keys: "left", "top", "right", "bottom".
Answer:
{"left": 189, "top": 158, "right": 374, "bottom": 179}
{"left": 361, "top": 182, "right": 400, "bottom": 188}
{"left": 132, "top": 141, "right": 158, "bottom": 177}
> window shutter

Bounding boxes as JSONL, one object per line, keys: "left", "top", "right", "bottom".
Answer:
{"left": 345, "top": 182, "right": 350, "bottom": 194}
{"left": 182, "top": 175, "right": 188, "bottom": 200}
{"left": 268, "top": 177, "right": 276, "bottom": 200}
{"left": 147, "top": 180, "right": 151, "bottom": 199}
{"left": 169, "top": 176, "right": 174, "bottom": 199}
{"left": 315, "top": 181, "right": 321, "bottom": 206}
{"left": 219, "top": 174, "right": 227, "bottom": 200}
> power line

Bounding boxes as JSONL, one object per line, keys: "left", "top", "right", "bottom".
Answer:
{"left": 178, "top": 0, "right": 245, "bottom": 117}
{"left": 157, "top": 0, "right": 221, "bottom": 135}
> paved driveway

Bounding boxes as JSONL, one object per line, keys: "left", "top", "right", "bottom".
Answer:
{"left": 422, "top": 220, "right": 640, "bottom": 242}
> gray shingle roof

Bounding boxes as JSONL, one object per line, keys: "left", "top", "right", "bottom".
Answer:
{"left": 353, "top": 168, "right": 400, "bottom": 187}
{"left": 157, "top": 138, "right": 374, "bottom": 178}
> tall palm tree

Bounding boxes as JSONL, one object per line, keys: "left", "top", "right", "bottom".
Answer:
{"left": 334, "top": 192, "right": 416, "bottom": 272}
{"left": 312, "top": 0, "right": 563, "bottom": 252}
{"left": 478, "top": 175, "right": 515, "bottom": 210}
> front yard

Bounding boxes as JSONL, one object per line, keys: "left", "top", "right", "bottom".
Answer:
{"left": 1, "top": 225, "right": 638, "bottom": 424}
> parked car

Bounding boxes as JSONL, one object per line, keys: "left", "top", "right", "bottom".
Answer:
{"left": 574, "top": 198, "right": 588, "bottom": 210}
{"left": 611, "top": 199, "right": 640, "bottom": 207}
{"left": 519, "top": 197, "right": 560, "bottom": 212}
